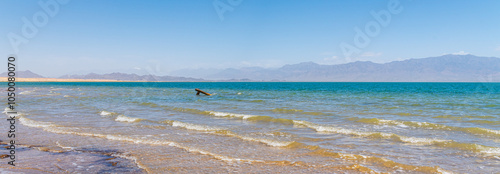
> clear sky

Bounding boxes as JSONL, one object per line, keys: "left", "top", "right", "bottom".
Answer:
{"left": 1, "top": 0, "right": 499, "bottom": 77}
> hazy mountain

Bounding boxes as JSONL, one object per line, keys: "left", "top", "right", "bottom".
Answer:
{"left": 59, "top": 72, "right": 205, "bottom": 82}
{"left": 204, "top": 55, "right": 500, "bottom": 82}
{"left": 206, "top": 67, "right": 280, "bottom": 80}
{"left": 5, "top": 55, "right": 500, "bottom": 82}
{"left": 168, "top": 68, "right": 223, "bottom": 79}
{"left": 0, "top": 70, "right": 45, "bottom": 78}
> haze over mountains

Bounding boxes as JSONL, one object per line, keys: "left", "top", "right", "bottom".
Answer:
{"left": 196, "top": 54, "right": 500, "bottom": 82}
{"left": 5, "top": 55, "right": 500, "bottom": 82}
{"left": 0, "top": 70, "right": 44, "bottom": 78}
{"left": 59, "top": 73, "right": 204, "bottom": 82}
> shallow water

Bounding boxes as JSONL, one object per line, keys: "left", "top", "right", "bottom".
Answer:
{"left": 3, "top": 82, "right": 499, "bottom": 173}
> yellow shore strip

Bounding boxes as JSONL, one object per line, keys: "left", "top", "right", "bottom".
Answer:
{"left": 0, "top": 77, "right": 128, "bottom": 82}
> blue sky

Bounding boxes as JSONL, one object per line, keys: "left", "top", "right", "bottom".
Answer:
{"left": 1, "top": 0, "right": 499, "bottom": 77}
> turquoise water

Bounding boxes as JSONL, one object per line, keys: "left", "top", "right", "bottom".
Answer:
{"left": 5, "top": 82, "right": 500, "bottom": 173}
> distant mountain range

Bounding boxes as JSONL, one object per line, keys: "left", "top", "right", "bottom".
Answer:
{"left": 0, "top": 70, "right": 45, "bottom": 78}
{"left": 200, "top": 54, "right": 500, "bottom": 82}
{"left": 0, "top": 70, "right": 204, "bottom": 81}
{"left": 2, "top": 55, "right": 500, "bottom": 82}
{"left": 59, "top": 73, "right": 204, "bottom": 82}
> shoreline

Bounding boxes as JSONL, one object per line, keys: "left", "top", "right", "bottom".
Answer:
{"left": 0, "top": 139, "right": 145, "bottom": 173}
{"left": 0, "top": 116, "right": 146, "bottom": 173}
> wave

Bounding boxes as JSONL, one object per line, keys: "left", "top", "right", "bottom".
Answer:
{"left": 352, "top": 117, "right": 500, "bottom": 138}
{"left": 115, "top": 115, "right": 143, "bottom": 123}
{"left": 137, "top": 102, "right": 311, "bottom": 123}
{"left": 271, "top": 108, "right": 327, "bottom": 116}
{"left": 20, "top": 90, "right": 35, "bottom": 95}
{"left": 293, "top": 120, "right": 444, "bottom": 144}
{"left": 49, "top": 87, "right": 65, "bottom": 91}
{"left": 1, "top": 107, "right": 25, "bottom": 116}
{"left": 110, "top": 153, "right": 150, "bottom": 173}
{"left": 100, "top": 111, "right": 117, "bottom": 116}
{"left": 101, "top": 111, "right": 293, "bottom": 147}
{"left": 17, "top": 117, "right": 335, "bottom": 170}
{"left": 19, "top": 117, "right": 53, "bottom": 128}
{"left": 137, "top": 103, "right": 295, "bottom": 124}
{"left": 165, "top": 120, "right": 224, "bottom": 132}
{"left": 55, "top": 141, "right": 76, "bottom": 150}
{"left": 357, "top": 112, "right": 420, "bottom": 117}
{"left": 150, "top": 103, "right": 500, "bottom": 155}
{"left": 208, "top": 111, "right": 259, "bottom": 119}
{"left": 464, "top": 120, "right": 500, "bottom": 125}
{"left": 272, "top": 108, "right": 304, "bottom": 113}
{"left": 293, "top": 120, "right": 500, "bottom": 154}
{"left": 160, "top": 120, "right": 294, "bottom": 147}
{"left": 3, "top": 107, "right": 14, "bottom": 114}
{"left": 63, "top": 95, "right": 78, "bottom": 98}
{"left": 305, "top": 148, "right": 448, "bottom": 173}
{"left": 206, "top": 111, "right": 295, "bottom": 125}
{"left": 19, "top": 116, "right": 448, "bottom": 173}
{"left": 104, "top": 135, "right": 265, "bottom": 163}
{"left": 133, "top": 102, "right": 500, "bottom": 156}
{"left": 18, "top": 117, "right": 261, "bottom": 163}
{"left": 432, "top": 115, "right": 500, "bottom": 126}
{"left": 104, "top": 110, "right": 295, "bottom": 147}
{"left": 22, "top": 117, "right": 152, "bottom": 172}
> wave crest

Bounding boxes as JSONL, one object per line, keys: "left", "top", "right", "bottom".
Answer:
{"left": 115, "top": 115, "right": 143, "bottom": 123}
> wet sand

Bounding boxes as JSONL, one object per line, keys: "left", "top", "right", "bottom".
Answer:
{"left": 0, "top": 140, "right": 144, "bottom": 173}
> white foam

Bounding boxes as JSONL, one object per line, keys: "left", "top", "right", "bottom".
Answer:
{"left": 115, "top": 115, "right": 142, "bottom": 123}
{"left": 105, "top": 135, "right": 261, "bottom": 163}
{"left": 16, "top": 117, "right": 273, "bottom": 163}
{"left": 378, "top": 119, "right": 408, "bottom": 127}
{"left": 49, "top": 88, "right": 65, "bottom": 91}
{"left": 436, "top": 168, "right": 454, "bottom": 174}
{"left": 208, "top": 111, "right": 257, "bottom": 119}
{"left": 293, "top": 120, "right": 451, "bottom": 145}
{"left": 293, "top": 120, "right": 370, "bottom": 136}
{"left": 237, "top": 135, "right": 293, "bottom": 147}
{"left": 100, "top": 111, "right": 115, "bottom": 116}
{"left": 20, "top": 90, "right": 34, "bottom": 95}
{"left": 397, "top": 136, "right": 447, "bottom": 145}
{"left": 168, "top": 120, "right": 293, "bottom": 147}
{"left": 480, "top": 128, "right": 500, "bottom": 135}
{"left": 19, "top": 117, "right": 53, "bottom": 128}
{"left": 373, "top": 118, "right": 500, "bottom": 136}
{"left": 56, "top": 141, "right": 75, "bottom": 150}
{"left": 171, "top": 121, "right": 223, "bottom": 132}
{"left": 3, "top": 107, "right": 13, "bottom": 114}
{"left": 478, "top": 146, "right": 500, "bottom": 155}
{"left": 110, "top": 153, "right": 150, "bottom": 172}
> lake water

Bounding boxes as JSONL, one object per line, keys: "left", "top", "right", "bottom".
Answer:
{"left": 2, "top": 82, "right": 499, "bottom": 173}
